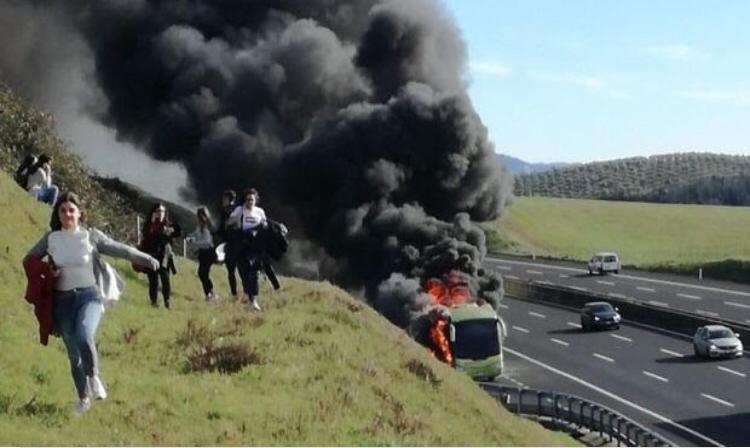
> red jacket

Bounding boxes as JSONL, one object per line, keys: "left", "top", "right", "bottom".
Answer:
{"left": 22, "top": 257, "right": 56, "bottom": 346}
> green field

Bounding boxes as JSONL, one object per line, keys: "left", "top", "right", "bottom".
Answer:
{"left": 485, "top": 196, "right": 750, "bottom": 278}
{"left": 0, "top": 171, "right": 572, "bottom": 446}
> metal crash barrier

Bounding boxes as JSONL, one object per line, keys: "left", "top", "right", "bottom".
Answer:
{"left": 479, "top": 383, "right": 674, "bottom": 447}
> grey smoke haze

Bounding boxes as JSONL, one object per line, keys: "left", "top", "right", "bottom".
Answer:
{"left": 0, "top": 0, "right": 514, "bottom": 327}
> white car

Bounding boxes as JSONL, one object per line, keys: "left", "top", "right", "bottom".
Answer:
{"left": 693, "top": 325, "right": 743, "bottom": 358}
{"left": 588, "top": 252, "right": 620, "bottom": 275}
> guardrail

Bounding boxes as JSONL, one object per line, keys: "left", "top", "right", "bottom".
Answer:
{"left": 504, "top": 278, "right": 750, "bottom": 342}
{"left": 479, "top": 383, "right": 674, "bottom": 447}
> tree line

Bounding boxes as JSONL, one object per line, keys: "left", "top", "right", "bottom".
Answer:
{"left": 513, "top": 153, "right": 750, "bottom": 206}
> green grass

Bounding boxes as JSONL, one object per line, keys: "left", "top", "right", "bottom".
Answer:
{"left": 485, "top": 196, "right": 750, "bottom": 272}
{"left": 0, "top": 171, "right": 573, "bottom": 446}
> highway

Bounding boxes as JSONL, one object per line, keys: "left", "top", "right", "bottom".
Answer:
{"left": 498, "top": 296, "right": 750, "bottom": 446}
{"left": 486, "top": 255, "right": 750, "bottom": 326}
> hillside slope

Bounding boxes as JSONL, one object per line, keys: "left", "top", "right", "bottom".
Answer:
{"left": 514, "top": 152, "right": 750, "bottom": 205}
{"left": 0, "top": 171, "right": 572, "bottom": 446}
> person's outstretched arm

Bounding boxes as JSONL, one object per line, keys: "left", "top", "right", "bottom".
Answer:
{"left": 90, "top": 229, "right": 159, "bottom": 270}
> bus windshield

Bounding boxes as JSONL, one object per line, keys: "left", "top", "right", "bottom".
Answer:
{"left": 453, "top": 319, "right": 501, "bottom": 360}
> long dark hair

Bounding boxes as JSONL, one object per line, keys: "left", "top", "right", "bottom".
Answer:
{"left": 196, "top": 206, "right": 213, "bottom": 231}
{"left": 50, "top": 192, "right": 85, "bottom": 231}
{"left": 30, "top": 154, "right": 51, "bottom": 174}
{"left": 143, "top": 202, "right": 168, "bottom": 233}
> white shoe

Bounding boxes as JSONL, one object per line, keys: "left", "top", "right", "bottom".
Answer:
{"left": 251, "top": 298, "right": 262, "bottom": 311}
{"left": 88, "top": 376, "right": 107, "bottom": 400}
{"left": 73, "top": 397, "right": 91, "bottom": 416}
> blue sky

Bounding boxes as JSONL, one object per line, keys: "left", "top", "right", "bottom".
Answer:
{"left": 441, "top": 0, "right": 750, "bottom": 163}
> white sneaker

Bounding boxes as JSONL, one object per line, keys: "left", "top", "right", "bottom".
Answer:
{"left": 88, "top": 376, "right": 107, "bottom": 400}
{"left": 251, "top": 298, "right": 262, "bottom": 311}
{"left": 73, "top": 397, "right": 91, "bottom": 416}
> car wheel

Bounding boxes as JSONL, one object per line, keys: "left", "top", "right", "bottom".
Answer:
{"left": 615, "top": 270, "right": 619, "bottom": 274}
{"left": 614, "top": 325, "right": 620, "bottom": 330}
{"left": 599, "top": 268, "right": 604, "bottom": 275}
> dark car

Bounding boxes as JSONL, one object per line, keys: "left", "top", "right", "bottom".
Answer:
{"left": 580, "top": 301, "right": 621, "bottom": 331}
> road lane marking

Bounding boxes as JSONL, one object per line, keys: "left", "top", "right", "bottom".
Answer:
{"left": 497, "top": 303, "right": 509, "bottom": 309}
{"left": 503, "top": 347, "right": 710, "bottom": 447}
{"left": 567, "top": 322, "right": 582, "bottom": 328}
{"left": 696, "top": 309, "right": 719, "bottom": 317}
{"left": 528, "top": 311, "right": 546, "bottom": 319}
{"left": 724, "top": 301, "right": 750, "bottom": 309}
{"left": 677, "top": 293, "right": 701, "bottom": 300}
{"left": 637, "top": 286, "right": 656, "bottom": 292}
{"left": 593, "top": 353, "right": 615, "bottom": 363}
{"left": 597, "top": 280, "right": 615, "bottom": 286}
{"left": 550, "top": 338, "right": 569, "bottom": 347}
{"left": 559, "top": 274, "right": 569, "bottom": 278}
{"left": 642, "top": 371, "right": 669, "bottom": 382}
{"left": 611, "top": 334, "right": 632, "bottom": 342}
{"left": 570, "top": 286, "right": 588, "bottom": 292}
{"left": 487, "top": 257, "right": 750, "bottom": 298}
{"left": 496, "top": 265, "right": 512, "bottom": 271}
{"left": 504, "top": 275, "right": 520, "bottom": 280}
{"left": 526, "top": 270, "right": 543, "bottom": 275}
{"left": 700, "top": 393, "right": 735, "bottom": 408}
{"left": 717, "top": 366, "right": 746, "bottom": 378}
{"left": 648, "top": 300, "right": 669, "bottom": 307}
{"left": 660, "top": 348, "right": 685, "bottom": 358}
{"left": 534, "top": 280, "right": 553, "bottom": 285}
{"left": 512, "top": 326, "right": 530, "bottom": 333}
{"left": 608, "top": 293, "right": 627, "bottom": 299}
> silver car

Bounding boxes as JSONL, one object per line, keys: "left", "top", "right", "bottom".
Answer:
{"left": 693, "top": 325, "right": 743, "bottom": 358}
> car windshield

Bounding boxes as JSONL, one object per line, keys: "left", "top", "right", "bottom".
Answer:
{"left": 708, "top": 329, "right": 734, "bottom": 339}
{"left": 604, "top": 256, "right": 617, "bottom": 262}
{"left": 588, "top": 304, "right": 613, "bottom": 313}
{"left": 453, "top": 319, "right": 501, "bottom": 360}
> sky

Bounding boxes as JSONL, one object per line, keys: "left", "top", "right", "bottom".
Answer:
{"left": 441, "top": 0, "right": 750, "bottom": 164}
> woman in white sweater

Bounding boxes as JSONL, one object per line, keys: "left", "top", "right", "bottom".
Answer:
{"left": 25, "top": 192, "right": 159, "bottom": 415}
{"left": 187, "top": 207, "right": 217, "bottom": 301}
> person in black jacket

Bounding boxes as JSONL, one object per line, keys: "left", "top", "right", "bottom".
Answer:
{"left": 217, "top": 190, "right": 239, "bottom": 299}
{"left": 141, "top": 203, "right": 181, "bottom": 309}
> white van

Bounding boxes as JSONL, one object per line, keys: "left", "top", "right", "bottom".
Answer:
{"left": 588, "top": 252, "right": 620, "bottom": 275}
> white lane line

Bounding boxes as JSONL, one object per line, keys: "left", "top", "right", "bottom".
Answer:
{"left": 608, "top": 293, "right": 627, "bottom": 299}
{"left": 696, "top": 309, "right": 719, "bottom": 317}
{"left": 496, "top": 265, "right": 513, "bottom": 271}
{"left": 570, "top": 286, "right": 588, "bottom": 292}
{"left": 559, "top": 274, "right": 570, "bottom": 278}
{"left": 725, "top": 301, "right": 750, "bottom": 309}
{"left": 567, "top": 321, "right": 582, "bottom": 328}
{"left": 648, "top": 300, "right": 669, "bottom": 307}
{"left": 637, "top": 286, "right": 656, "bottom": 292}
{"left": 660, "top": 348, "right": 685, "bottom": 358}
{"left": 611, "top": 334, "right": 632, "bottom": 342}
{"left": 526, "top": 270, "right": 544, "bottom": 275}
{"left": 597, "top": 280, "right": 615, "bottom": 286}
{"left": 497, "top": 303, "right": 509, "bottom": 309}
{"left": 677, "top": 293, "right": 702, "bottom": 300}
{"left": 717, "top": 366, "right": 747, "bottom": 378}
{"left": 512, "top": 326, "right": 530, "bottom": 333}
{"left": 593, "top": 353, "right": 615, "bottom": 363}
{"left": 534, "top": 280, "right": 553, "bottom": 285}
{"left": 487, "top": 257, "right": 750, "bottom": 298}
{"left": 550, "top": 338, "right": 569, "bottom": 347}
{"left": 642, "top": 370, "right": 669, "bottom": 383}
{"left": 528, "top": 311, "right": 546, "bottom": 319}
{"left": 504, "top": 275, "right": 520, "bottom": 280}
{"left": 504, "top": 347, "right": 707, "bottom": 447}
{"left": 700, "top": 393, "right": 735, "bottom": 408}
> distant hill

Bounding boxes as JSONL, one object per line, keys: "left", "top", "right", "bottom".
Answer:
{"left": 495, "top": 153, "right": 574, "bottom": 175}
{"left": 514, "top": 152, "right": 750, "bottom": 206}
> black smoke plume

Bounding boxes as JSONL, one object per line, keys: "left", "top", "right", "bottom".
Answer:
{"left": 2, "top": 0, "right": 513, "bottom": 327}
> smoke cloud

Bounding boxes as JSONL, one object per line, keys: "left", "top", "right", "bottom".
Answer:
{"left": 1, "top": 0, "right": 513, "bottom": 327}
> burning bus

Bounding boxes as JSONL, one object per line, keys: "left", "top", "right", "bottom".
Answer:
{"left": 419, "top": 272, "right": 507, "bottom": 381}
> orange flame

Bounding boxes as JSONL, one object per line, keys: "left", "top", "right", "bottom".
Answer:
{"left": 429, "top": 316, "right": 453, "bottom": 365}
{"left": 425, "top": 274, "right": 469, "bottom": 308}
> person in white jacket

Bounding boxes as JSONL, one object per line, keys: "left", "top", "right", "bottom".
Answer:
{"left": 228, "top": 188, "right": 266, "bottom": 311}
{"left": 187, "top": 207, "right": 218, "bottom": 301}
{"left": 26, "top": 154, "right": 59, "bottom": 205}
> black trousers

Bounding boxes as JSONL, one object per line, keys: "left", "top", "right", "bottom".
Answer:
{"left": 224, "top": 244, "right": 238, "bottom": 296}
{"left": 147, "top": 267, "right": 171, "bottom": 306}
{"left": 197, "top": 248, "right": 215, "bottom": 295}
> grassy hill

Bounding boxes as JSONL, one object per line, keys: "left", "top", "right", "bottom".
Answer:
{"left": 0, "top": 164, "right": 572, "bottom": 444}
{"left": 514, "top": 152, "right": 750, "bottom": 205}
{"left": 484, "top": 196, "right": 750, "bottom": 282}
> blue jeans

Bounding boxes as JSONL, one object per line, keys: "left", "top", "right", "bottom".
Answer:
{"left": 53, "top": 286, "right": 103, "bottom": 399}
{"left": 36, "top": 185, "right": 59, "bottom": 205}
